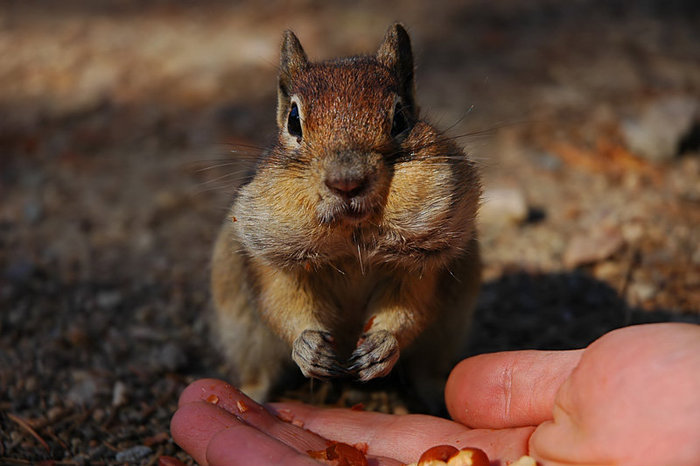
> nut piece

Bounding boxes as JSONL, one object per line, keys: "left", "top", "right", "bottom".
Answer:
{"left": 444, "top": 448, "right": 490, "bottom": 466}
{"left": 236, "top": 400, "right": 249, "bottom": 413}
{"left": 407, "top": 446, "right": 490, "bottom": 466}
{"left": 509, "top": 456, "right": 537, "bottom": 466}
{"left": 307, "top": 441, "right": 368, "bottom": 466}
{"left": 417, "top": 445, "right": 458, "bottom": 465}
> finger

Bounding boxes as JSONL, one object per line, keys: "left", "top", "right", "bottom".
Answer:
{"left": 270, "top": 402, "right": 533, "bottom": 464}
{"left": 209, "top": 423, "right": 404, "bottom": 466}
{"left": 445, "top": 349, "right": 583, "bottom": 429}
{"left": 178, "top": 378, "right": 240, "bottom": 410}
{"left": 174, "top": 391, "right": 402, "bottom": 466}
{"left": 172, "top": 401, "right": 321, "bottom": 466}
{"left": 170, "top": 401, "right": 236, "bottom": 466}
{"left": 178, "top": 378, "right": 329, "bottom": 453}
{"left": 206, "top": 422, "right": 325, "bottom": 466}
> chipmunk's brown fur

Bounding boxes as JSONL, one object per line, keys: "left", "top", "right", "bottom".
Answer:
{"left": 211, "top": 24, "right": 481, "bottom": 410}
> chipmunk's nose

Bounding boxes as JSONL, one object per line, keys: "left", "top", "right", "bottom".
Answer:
{"left": 325, "top": 175, "right": 368, "bottom": 199}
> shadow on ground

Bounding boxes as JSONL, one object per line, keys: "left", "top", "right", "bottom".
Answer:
{"left": 468, "top": 270, "right": 698, "bottom": 356}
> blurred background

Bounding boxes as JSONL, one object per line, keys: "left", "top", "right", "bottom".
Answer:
{"left": 1, "top": 0, "right": 698, "bottom": 464}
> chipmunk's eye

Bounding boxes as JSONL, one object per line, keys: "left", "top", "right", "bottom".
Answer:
{"left": 391, "top": 101, "right": 409, "bottom": 138}
{"left": 287, "top": 102, "right": 302, "bottom": 140}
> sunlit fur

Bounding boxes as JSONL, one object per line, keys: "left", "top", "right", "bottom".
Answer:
{"left": 211, "top": 24, "right": 481, "bottom": 410}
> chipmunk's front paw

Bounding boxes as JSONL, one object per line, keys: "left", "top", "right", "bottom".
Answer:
{"left": 348, "top": 330, "right": 400, "bottom": 381}
{"left": 292, "top": 330, "right": 346, "bottom": 380}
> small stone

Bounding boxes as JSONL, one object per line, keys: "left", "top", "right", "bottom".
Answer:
{"left": 155, "top": 342, "right": 187, "bottom": 372}
{"left": 622, "top": 96, "right": 698, "bottom": 162}
{"left": 629, "top": 281, "right": 657, "bottom": 303}
{"left": 67, "top": 372, "right": 101, "bottom": 406}
{"left": 480, "top": 187, "right": 529, "bottom": 225}
{"left": 112, "top": 381, "right": 128, "bottom": 407}
{"left": 96, "top": 291, "right": 122, "bottom": 309}
{"left": 563, "top": 227, "right": 625, "bottom": 268}
{"left": 593, "top": 261, "right": 621, "bottom": 281}
{"left": 47, "top": 406, "right": 64, "bottom": 422}
{"left": 115, "top": 445, "right": 152, "bottom": 462}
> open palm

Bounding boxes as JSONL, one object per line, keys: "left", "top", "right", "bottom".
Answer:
{"left": 171, "top": 323, "right": 700, "bottom": 466}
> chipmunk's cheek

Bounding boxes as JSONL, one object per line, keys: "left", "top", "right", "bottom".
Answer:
{"left": 385, "top": 163, "right": 443, "bottom": 223}
{"left": 233, "top": 171, "right": 325, "bottom": 261}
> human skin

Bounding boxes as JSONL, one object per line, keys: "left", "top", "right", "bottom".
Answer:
{"left": 171, "top": 323, "right": 700, "bottom": 465}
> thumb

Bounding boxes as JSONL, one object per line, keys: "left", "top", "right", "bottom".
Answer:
{"left": 445, "top": 349, "right": 582, "bottom": 429}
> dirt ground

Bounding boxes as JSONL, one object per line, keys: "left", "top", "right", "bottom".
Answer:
{"left": 1, "top": 1, "right": 699, "bottom": 464}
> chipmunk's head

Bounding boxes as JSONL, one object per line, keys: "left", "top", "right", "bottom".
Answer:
{"left": 271, "top": 23, "right": 416, "bottom": 225}
{"left": 234, "top": 24, "right": 479, "bottom": 270}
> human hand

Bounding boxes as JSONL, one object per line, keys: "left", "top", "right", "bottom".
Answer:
{"left": 171, "top": 323, "right": 700, "bottom": 465}
{"left": 170, "top": 378, "right": 531, "bottom": 465}
{"left": 446, "top": 322, "right": 700, "bottom": 465}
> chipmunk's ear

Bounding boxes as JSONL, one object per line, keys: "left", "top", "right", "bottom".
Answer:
{"left": 279, "top": 30, "right": 308, "bottom": 95}
{"left": 278, "top": 30, "right": 308, "bottom": 128}
{"left": 376, "top": 23, "right": 416, "bottom": 115}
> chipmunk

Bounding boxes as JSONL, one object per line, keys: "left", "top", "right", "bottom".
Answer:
{"left": 211, "top": 23, "right": 481, "bottom": 410}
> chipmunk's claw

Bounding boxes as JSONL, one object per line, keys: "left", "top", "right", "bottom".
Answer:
{"left": 348, "top": 330, "right": 400, "bottom": 381}
{"left": 292, "top": 330, "right": 347, "bottom": 379}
